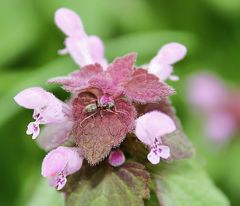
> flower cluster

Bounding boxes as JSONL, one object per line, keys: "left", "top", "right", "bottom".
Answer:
{"left": 14, "top": 8, "right": 187, "bottom": 191}
{"left": 188, "top": 73, "right": 240, "bottom": 143}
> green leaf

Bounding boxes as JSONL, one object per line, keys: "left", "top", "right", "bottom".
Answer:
{"left": 153, "top": 159, "right": 230, "bottom": 206}
{"left": 65, "top": 162, "right": 150, "bottom": 206}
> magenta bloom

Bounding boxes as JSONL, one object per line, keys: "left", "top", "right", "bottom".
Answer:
{"left": 108, "top": 150, "right": 126, "bottom": 167}
{"left": 14, "top": 8, "right": 191, "bottom": 193}
{"left": 135, "top": 111, "right": 176, "bottom": 164}
{"left": 188, "top": 73, "right": 240, "bottom": 142}
{"left": 41, "top": 146, "right": 83, "bottom": 190}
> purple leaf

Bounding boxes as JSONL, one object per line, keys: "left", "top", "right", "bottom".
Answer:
{"left": 48, "top": 64, "right": 103, "bottom": 92}
{"left": 71, "top": 90, "right": 136, "bottom": 165}
{"left": 123, "top": 69, "right": 175, "bottom": 103}
{"left": 64, "top": 161, "right": 150, "bottom": 206}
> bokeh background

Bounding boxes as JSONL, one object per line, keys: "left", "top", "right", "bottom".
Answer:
{"left": 0, "top": 0, "right": 240, "bottom": 205}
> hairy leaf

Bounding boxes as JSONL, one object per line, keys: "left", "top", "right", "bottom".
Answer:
{"left": 124, "top": 69, "right": 175, "bottom": 103}
{"left": 153, "top": 159, "right": 230, "bottom": 206}
{"left": 65, "top": 162, "right": 150, "bottom": 206}
{"left": 107, "top": 53, "right": 136, "bottom": 85}
{"left": 89, "top": 53, "right": 137, "bottom": 96}
{"left": 48, "top": 64, "right": 103, "bottom": 92}
{"left": 72, "top": 91, "right": 136, "bottom": 165}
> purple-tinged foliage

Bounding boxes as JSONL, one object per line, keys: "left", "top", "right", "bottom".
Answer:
{"left": 48, "top": 63, "right": 103, "bottom": 92}
{"left": 72, "top": 89, "right": 136, "bottom": 165}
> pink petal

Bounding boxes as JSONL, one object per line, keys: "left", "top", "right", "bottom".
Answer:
{"left": 148, "top": 43, "right": 186, "bottom": 81}
{"left": 55, "top": 8, "right": 86, "bottom": 37}
{"left": 37, "top": 121, "right": 73, "bottom": 151}
{"left": 148, "top": 64, "right": 173, "bottom": 81}
{"left": 159, "top": 145, "right": 170, "bottom": 159}
{"left": 26, "top": 122, "right": 40, "bottom": 139}
{"left": 156, "top": 43, "right": 187, "bottom": 65}
{"left": 108, "top": 150, "right": 126, "bottom": 167}
{"left": 55, "top": 8, "right": 107, "bottom": 68}
{"left": 65, "top": 37, "right": 94, "bottom": 66}
{"left": 41, "top": 147, "right": 69, "bottom": 177}
{"left": 14, "top": 87, "right": 50, "bottom": 109}
{"left": 188, "top": 73, "right": 227, "bottom": 110}
{"left": 65, "top": 147, "right": 83, "bottom": 175}
{"left": 38, "top": 100, "right": 69, "bottom": 124}
{"left": 135, "top": 111, "right": 176, "bottom": 146}
{"left": 147, "top": 151, "right": 160, "bottom": 164}
{"left": 205, "top": 111, "right": 236, "bottom": 142}
{"left": 41, "top": 146, "right": 83, "bottom": 178}
{"left": 88, "top": 35, "right": 108, "bottom": 68}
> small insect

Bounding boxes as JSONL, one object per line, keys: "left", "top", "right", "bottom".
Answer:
{"left": 80, "top": 94, "right": 127, "bottom": 127}
{"left": 83, "top": 103, "right": 98, "bottom": 113}
{"left": 80, "top": 102, "right": 98, "bottom": 127}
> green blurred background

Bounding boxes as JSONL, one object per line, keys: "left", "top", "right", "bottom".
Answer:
{"left": 0, "top": 0, "right": 240, "bottom": 205}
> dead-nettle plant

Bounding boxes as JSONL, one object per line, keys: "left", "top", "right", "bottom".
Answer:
{"left": 14, "top": 8, "right": 194, "bottom": 205}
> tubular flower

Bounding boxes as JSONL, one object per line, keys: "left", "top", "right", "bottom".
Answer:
{"left": 55, "top": 8, "right": 107, "bottom": 68}
{"left": 41, "top": 146, "right": 83, "bottom": 190}
{"left": 135, "top": 111, "right": 176, "bottom": 164}
{"left": 14, "top": 87, "right": 70, "bottom": 139}
{"left": 14, "top": 8, "right": 193, "bottom": 194}
{"left": 148, "top": 43, "right": 187, "bottom": 81}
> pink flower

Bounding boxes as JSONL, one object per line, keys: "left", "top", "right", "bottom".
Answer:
{"left": 135, "top": 111, "right": 176, "bottom": 164}
{"left": 187, "top": 73, "right": 239, "bottom": 142}
{"left": 41, "top": 146, "right": 83, "bottom": 190}
{"left": 148, "top": 43, "right": 187, "bottom": 81}
{"left": 14, "top": 87, "right": 70, "bottom": 139}
{"left": 205, "top": 111, "right": 236, "bottom": 142}
{"left": 55, "top": 8, "right": 107, "bottom": 68}
{"left": 187, "top": 73, "right": 227, "bottom": 111}
{"left": 108, "top": 150, "right": 126, "bottom": 167}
